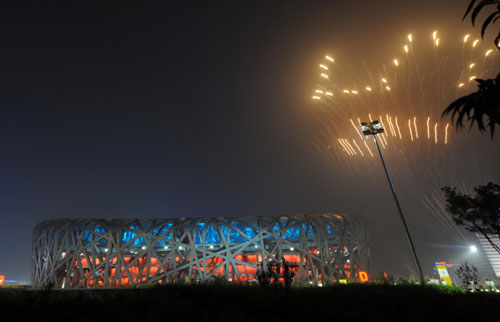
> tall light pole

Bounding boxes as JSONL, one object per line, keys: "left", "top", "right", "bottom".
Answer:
{"left": 361, "top": 120, "right": 425, "bottom": 285}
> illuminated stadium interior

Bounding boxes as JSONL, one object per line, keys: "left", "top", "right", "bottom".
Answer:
{"left": 32, "top": 214, "right": 370, "bottom": 288}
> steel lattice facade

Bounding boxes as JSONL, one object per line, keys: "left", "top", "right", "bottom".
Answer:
{"left": 32, "top": 214, "right": 370, "bottom": 288}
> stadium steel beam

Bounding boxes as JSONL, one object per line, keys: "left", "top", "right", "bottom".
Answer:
{"left": 32, "top": 214, "right": 370, "bottom": 288}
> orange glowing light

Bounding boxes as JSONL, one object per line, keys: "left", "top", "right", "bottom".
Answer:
{"left": 359, "top": 271, "right": 369, "bottom": 282}
{"left": 0, "top": 275, "right": 4, "bottom": 286}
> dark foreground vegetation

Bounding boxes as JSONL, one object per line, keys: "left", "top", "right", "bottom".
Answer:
{"left": 1, "top": 284, "right": 500, "bottom": 322}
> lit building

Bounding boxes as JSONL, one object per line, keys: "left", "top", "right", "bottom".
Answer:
{"left": 476, "top": 234, "right": 500, "bottom": 278}
{"left": 32, "top": 214, "right": 370, "bottom": 288}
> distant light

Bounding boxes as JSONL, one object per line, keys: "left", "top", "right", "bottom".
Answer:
{"left": 104, "top": 248, "right": 108, "bottom": 252}
{"left": 312, "top": 96, "right": 321, "bottom": 100}
{"left": 381, "top": 78, "right": 387, "bottom": 84}
{"left": 469, "top": 76, "right": 477, "bottom": 82}
{"left": 164, "top": 246, "right": 168, "bottom": 250}
{"left": 343, "top": 89, "right": 350, "bottom": 94}
{"left": 318, "top": 283, "right": 323, "bottom": 287}
{"left": 315, "top": 89, "right": 324, "bottom": 93}
{"left": 319, "top": 64, "right": 328, "bottom": 70}
{"left": 432, "top": 31, "right": 437, "bottom": 40}
{"left": 408, "top": 34, "right": 413, "bottom": 42}
{"left": 464, "top": 34, "right": 470, "bottom": 43}
{"left": 141, "top": 246, "right": 146, "bottom": 250}
{"left": 385, "top": 86, "right": 391, "bottom": 91}
{"left": 469, "top": 63, "right": 475, "bottom": 69}
{"left": 365, "top": 87, "right": 372, "bottom": 92}
{"left": 393, "top": 59, "right": 399, "bottom": 66}
{"left": 290, "top": 247, "right": 294, "bottom": 251}
{"left": 473, "top": 39, "right": 479, "bottom": 47}
{"left": 325, "top": 91, "right": 333, "bottom": 96}
{"left": 470, "top": 245, "right": 478, "bottom": 253}
{"left": 179, "top": 246, "right": 183, "bottom": 250}
{"left": 458, "top": 83, "right": 465, "bottom": 88}
{"left": 351, "top": 90, "right": 358, "bottom": 94}
{"left": 209, "top": 245, "right": 214, "bottom": 249}
{"left": 435, "top": 38, "right": 440, "bottom": 47}
{"left": 254, "top": 245, "right": 258, "bottom": 248}
{"left": 485, "top": 49, "right": 493, "bottom": 57}
{"left": 404, "top": 45, "right": 409, "bottom": 53}
{"left": 320, "top": 73, "right": 329, "bottom": 79}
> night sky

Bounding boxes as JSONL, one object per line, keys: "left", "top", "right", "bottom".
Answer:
{"left": 0, "top": 0, "right": 494, "bottom": 282}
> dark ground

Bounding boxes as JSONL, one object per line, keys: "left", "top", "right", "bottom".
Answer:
{"left": 1, "top": 284, "right": 499, "bottom": 322}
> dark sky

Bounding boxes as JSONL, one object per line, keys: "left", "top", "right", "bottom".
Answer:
{"left": 0, "top": 0, "right": 490, "bottom": 282}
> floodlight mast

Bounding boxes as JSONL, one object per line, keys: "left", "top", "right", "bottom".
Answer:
{"left": 361, "top": 120, "right": 426, "bottom": 285}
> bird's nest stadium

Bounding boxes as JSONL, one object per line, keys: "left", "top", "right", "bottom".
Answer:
{"left": 32, "top": 213, "right": 370, "bottom": 288}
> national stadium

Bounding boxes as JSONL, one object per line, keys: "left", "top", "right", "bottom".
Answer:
{"left": 32, "top": 214, "right": 370, "bottom": 288}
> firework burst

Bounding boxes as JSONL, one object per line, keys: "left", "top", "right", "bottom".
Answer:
{"left": 310, "top": 30, "right": 500, "bottom": 244}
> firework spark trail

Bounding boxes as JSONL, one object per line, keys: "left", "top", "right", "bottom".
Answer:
{"left": 413, "top": 117, "right": 418, "bottom": 139}
{"left": 363, "top": 140, "right": 374, "bottom": 157}
{"left": 352, "top": 139, "right": 364, "bottom": 156}
{"left": 337, "top": 115, "right": 452, "bottom": 157}
{"left": 434, "top": 123, "right": 438, "bottom": 144}
{"left": 445, "top": 123, "right": 449, "bottom": 144}
{"left": 408, "top": 119, "right": 414, "bottom": 141}
{"left": 310, "top": 29, "right": 500, "bottom": 243}
{"left": 422, "top": 195, "right": 468, "bottom": 241}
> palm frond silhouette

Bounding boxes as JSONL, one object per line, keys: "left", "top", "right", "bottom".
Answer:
{"left": 442, "top": 0, "right": 500, "bottom": 137}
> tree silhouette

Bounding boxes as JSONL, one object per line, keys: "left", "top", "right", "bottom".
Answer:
{"left": 455, "top": 262, "right": 479, "bottom": 288}
{"left": 464, "top": 0, "right": 500, "bottom": 46}
{"left": 442, "top": 182, "right": 500, "bottom": 255}
{"left": 442, "top": 0, "right": 500, "bottom": 137}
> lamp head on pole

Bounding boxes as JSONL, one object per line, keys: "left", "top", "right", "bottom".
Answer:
{"left": 361, "top": 122, "right": 371, "bottom": 135}
{"left": 360, "top": 120, "right": 384, "bottom": 136}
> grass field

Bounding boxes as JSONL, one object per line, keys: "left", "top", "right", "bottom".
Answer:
{"left": 1, "top": 284, "right": 499, "bottom": 322}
